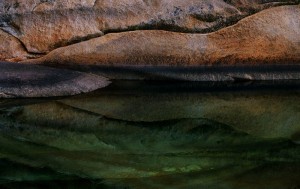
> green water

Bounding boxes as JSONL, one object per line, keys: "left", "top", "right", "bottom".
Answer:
{"left": 0, "top": 81, "right": 300, "bottom": 189}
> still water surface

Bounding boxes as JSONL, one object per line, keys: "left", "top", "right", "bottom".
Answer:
{"left": 0, "top": 81, "right": 300, "bottom": 189}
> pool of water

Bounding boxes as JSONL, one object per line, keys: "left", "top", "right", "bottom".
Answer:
{"left": 0, "top": 81, "right": 300, "bottom": 189}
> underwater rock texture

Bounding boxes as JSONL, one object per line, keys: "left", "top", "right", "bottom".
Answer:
{"left": 0, "top": 61, "right": 110, "bottom": 98}
{"left": 0, "top": 0, "right": 299, "bottom": 65}
{"left": 58, "top": 83, "right": 300, "bottom": 139}
{"left": 0, "top": 86, "right": 300, "bottom": 188}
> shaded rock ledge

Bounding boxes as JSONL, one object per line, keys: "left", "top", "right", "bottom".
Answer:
{"left": 0, "top": 61, "right": 110, "bottom": 98}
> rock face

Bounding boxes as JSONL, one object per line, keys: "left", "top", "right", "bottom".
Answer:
{"left": 0, "top": 30, "right": 28, "bottom": 61}
{"left": 0, "top": 61, "right": 110, "bottom": 98}
{"left": 0, "top": 0, "right": 299, "bottom": 66}
{"left": 23, "top": 5, "right": 300, "bottom": 67}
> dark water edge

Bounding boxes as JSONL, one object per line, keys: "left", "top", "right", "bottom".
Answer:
{"left": 0, "top": 80, "right": 300, "bottom": 189}
{"left": 43, "top": 64, "right": 300, "bottom": 81}
{"left": 99, "top": 79, "right": 300, "bottom": 93}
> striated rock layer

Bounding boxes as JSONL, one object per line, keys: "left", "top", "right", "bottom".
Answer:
{"left": 22, "top": 5, "right": 300, "bottom": 67}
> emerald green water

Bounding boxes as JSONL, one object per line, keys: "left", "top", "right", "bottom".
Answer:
{"left": 0, "top": 81, "right": 300, "bottom": 189}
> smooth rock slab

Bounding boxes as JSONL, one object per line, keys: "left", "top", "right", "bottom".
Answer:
{"left": 0, "top": 61, "right": 110, "bottom": 98}
{"left": 1, "top": 0, "right": 297, "bottom": 54}
{"left": 27, "top": 6, "right": 300, "bottom": 67}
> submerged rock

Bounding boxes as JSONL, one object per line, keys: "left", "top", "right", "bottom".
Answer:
{"left": 0, "top": 61, "right": 110, "bottom": 98}
{"left": 0, "top": 83, "right": 299, "bottom": 188}
{"left": 1, "top": 82, "right": 299, "bottom": 139}
{"left": 57, "top": 81, "right": 300, "bottom": 139}
{"left": 0, "top": 98, "right": 299, "bottom": 188}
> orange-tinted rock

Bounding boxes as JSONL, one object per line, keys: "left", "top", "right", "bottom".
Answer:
{"left": 0, "top": 0, "right": 96, "bottom": 13}
{"left": 0, "top": 10, "right": 104, "bottom": 53}
{"left": 0, "top": 29, "right": 28, "bottom": 62}
{"left": 1, "top": 0, "right": 297, "bottom": 53}
{"left": 26, "top": 6, "right": 300, "bottom": 66}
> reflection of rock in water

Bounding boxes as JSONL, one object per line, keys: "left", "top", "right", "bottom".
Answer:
{"left": 0, "top": 96, "right": 300, "bottom": 188}
{"left": 58, "top": 83, "right": 300, "bottom": 139}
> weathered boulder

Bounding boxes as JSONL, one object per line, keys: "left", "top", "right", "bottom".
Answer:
{"left": 0, "top": 61, "right": 110, "bottom": 98}
{"left": 24, "top": 5, "right": 300, "bottom": 67}
{"left": 0, "top": 0, "right": 298, "bottom": 54}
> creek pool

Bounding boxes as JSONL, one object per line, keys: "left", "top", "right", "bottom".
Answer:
{"left": 0, "top": 80, "right": 300, "bottom": 189}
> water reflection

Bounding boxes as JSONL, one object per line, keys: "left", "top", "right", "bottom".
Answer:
{"left": 0, "top": 81, "right": 300, "bottom": 189}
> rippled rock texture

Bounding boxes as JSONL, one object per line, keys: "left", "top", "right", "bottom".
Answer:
{"left": 0, "top": 0, "right": 299, "bottom": 66}
{"left": 0, "top": 83, "right": 300, "bottom": 188}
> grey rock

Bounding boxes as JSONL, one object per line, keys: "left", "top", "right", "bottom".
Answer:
{"left": 0, "top": 61, "right": 111, "bottom": 98}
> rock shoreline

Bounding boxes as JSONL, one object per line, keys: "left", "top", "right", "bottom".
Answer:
{"left": 0, "top": 61, "right": 110, "bottom": 98}
{"left": 0, "top": 1, "right": 299, "bottom": 98}
{"left": 1, "top": 62, "right": 300, "bottom": 98}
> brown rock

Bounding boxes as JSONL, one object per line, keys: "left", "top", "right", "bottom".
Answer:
{"left": 0, "top": 29, "right": 28, "bottom": 61}
{"left": 26, "top": 5, "right": 300, "bottom": 66}
{"left": 1, "top": 0, "right": 297, "bottom": 54}
{"left": 0, "top": 0, "right": 96, "bottom": 13}
{"left": 0, "top": 10, "right": 104, "bottom": 53}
